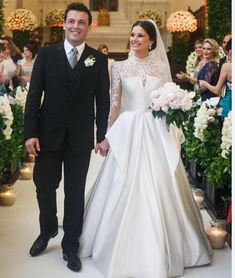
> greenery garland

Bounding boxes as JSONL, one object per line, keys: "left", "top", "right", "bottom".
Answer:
{"left": 207, "top": 0, "right": 231, "bottom": 43}
{"left": 0, "top": 0, "right": 4, "bottom": 36}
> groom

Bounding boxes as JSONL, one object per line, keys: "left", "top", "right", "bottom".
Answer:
{"left": 24, "top": 2, "right": 110, "bottom": 272}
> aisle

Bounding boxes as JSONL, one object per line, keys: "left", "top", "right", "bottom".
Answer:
{"left": 0, "top": 152, "right": 232, "bottom": 278}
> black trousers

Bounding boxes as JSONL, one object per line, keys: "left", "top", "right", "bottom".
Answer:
{"left": 33, "top": 136, "right": 91, "bottom": 253}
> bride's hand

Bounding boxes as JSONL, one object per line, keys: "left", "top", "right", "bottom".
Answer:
{"left": 95, "top": 139, "right": 110, "bottom": 157}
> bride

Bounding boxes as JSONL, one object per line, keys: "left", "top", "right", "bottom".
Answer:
{"left": 79, "top": 20, "right": 212, "bottom": 278}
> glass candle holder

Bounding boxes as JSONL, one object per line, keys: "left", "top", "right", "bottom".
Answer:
{"left": 192, "top": 188, "right": 204, "bottom": 209}
{"left": 19, "top": 165, "right": 33, "bottom": 180}
{"left": 0, "top": 185, "right": 17, "bottom": 206}
{"left": 206, "top": 222, "right": 227, "bottom": 249}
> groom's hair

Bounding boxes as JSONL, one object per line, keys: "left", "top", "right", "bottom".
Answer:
{"left": 131, "top": 20, "right": 157, "bottom": 50}
{"left": 64, "top": 2, "right": 92, "bottom": 25}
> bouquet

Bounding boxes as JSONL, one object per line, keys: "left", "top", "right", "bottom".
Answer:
{"left": 149, "top": 82, "right": 195, "bottom": 129}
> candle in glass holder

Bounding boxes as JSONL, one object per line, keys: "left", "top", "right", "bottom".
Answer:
{"left": 206, "top": 226, "right": 227, "bottom": 249}
{"left": 0, "top": 185, "right": 17, "bottom": 206}
{"left": 192, "top": 188, "right": 204, "bottom": 209}
{"left": 23, "top": 162, "right": 34, "bottom": 171}
{"left": 28, "top": 154, "right": 35, "bottom": 162}
{"left": 19, "top": 165, "right": 33, "bottom": 180}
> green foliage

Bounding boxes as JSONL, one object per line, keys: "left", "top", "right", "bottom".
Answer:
{"left": 182, "top": 103, "right": 231, "bottom": 189}
{"left": 0, "top": 104, "right": 24, "bottom": 183}
{"left": 169, "top": 32, "right": 190, "bottom": 65}
{"left": 153, "top": 108, "right": 190, "bottom": 130}
{"left": 12, "top": 30, "right": 30, "bottom": 51}
{"left": 207, "top": 0, "right": 231, "bottom": 43}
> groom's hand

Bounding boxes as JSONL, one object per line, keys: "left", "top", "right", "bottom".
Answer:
{"left": 95, "top": 139, "right": 109, "bottom": 157}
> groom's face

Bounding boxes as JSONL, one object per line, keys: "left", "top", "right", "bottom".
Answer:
{"left": 63, "top": 10, "right": 91, "bottom": 47}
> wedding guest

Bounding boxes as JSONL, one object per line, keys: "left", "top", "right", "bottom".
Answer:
{"left": 197, "top": 38, "right": 220, "bottom": 101}
{"left": 0, "top": 35, "right": 22, "bottom": 64}
{"left": 176, "top": 39, "right": 205, "bottom": 90}
{"left": 0, "top": 42, "right": 16, "bottom": 91}
{"left": 97, "top": 43, "right": 115, "bottom": 79}
{"left": 219, "top": 33, "right": 232, "bottom": 70}
{"left": 200, "top": 38, "right": 232, "bottom": 117}
{"left": 16, "top": 43, "right": 38, "bottom": 86}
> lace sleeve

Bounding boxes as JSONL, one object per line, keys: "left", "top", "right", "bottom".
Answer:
{"left": 111, "top": 62, "right": 122, "bottom": 108}
{"left": 160, "top": 62, "right": 172, "bottom": 83}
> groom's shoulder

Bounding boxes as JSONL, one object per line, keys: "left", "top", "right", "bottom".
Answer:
{"left": 85, "top": 44, "right": 107, "bottom": 61}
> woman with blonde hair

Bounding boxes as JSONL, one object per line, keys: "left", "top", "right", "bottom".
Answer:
{"left": 197, "top": 38, "right": 220, "bottom": 101}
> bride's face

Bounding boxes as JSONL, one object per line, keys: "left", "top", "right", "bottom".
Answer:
{"left": 130, "top": 26, "right": 151, "bottom": 55}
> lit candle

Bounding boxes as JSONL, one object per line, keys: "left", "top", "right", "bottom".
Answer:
{"left": 28, "top": 154, "right": 35, "bottom": 162}
{"left": 19, "top": 165, "right": 33, "bottom": 180}
{"left": 206, "top": 227, "right": 227, "bottom": 249}
{"left": 0, "top": 185, "right": 17, "bottom": 206}
{"left": 192, "top": 188, "right": 204, "bottom": 209}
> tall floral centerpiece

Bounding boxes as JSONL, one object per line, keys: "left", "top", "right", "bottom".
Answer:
{"left": 166, "top": 11, "right": 197, "bottom": 65}
{"left": 45, "top": 9, "right": 65, "bottom": 43}
{"left": 137, "top": 10, "right": 162, "bottom": 27}
{"left": 5, "top": 8, "right": 38, "bottom": 50}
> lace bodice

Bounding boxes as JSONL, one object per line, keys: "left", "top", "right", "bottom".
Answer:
{"left": 111, "top": 56, "right": 170, "bottom": 111}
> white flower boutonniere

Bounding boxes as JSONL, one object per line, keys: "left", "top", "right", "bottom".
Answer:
{"left": 84, "top": 54, "right": 96, "bottom": 67}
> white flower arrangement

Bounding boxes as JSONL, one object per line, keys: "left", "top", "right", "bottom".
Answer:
{"left": 14, "top": 85, "right": 29, "bottom": 112}
{"left": 150, "top": 82, "right": 195, "bottom": 128}
{"left": 45, "top": 9, "right": 65, "bottom": 27}
{"left": 84, "top": 55, "right": 96, "bottom": 67}
{"left": 186, "top": 51, "right": 198, "bottom": 77}
{"left": 0, "top": 94, "right": 14, "bottom": 140}
{"left": 221, "top": 111, "right": 232, "bottom": 158}
{"left": 137, "top": 10, "right": 161, "bottom": 27}
{"left": 5, "top": 8, "right": 38, "bottom": 31}
{"left": 194, "top": 97, "right": 220, "bottom": 141}
{"left": 166, "top": 11, "right": 197, "bottom": 33}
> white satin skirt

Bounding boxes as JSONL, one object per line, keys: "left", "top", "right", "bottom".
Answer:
{"left": 79, "top": 111, "right": 212, "bottom": 278}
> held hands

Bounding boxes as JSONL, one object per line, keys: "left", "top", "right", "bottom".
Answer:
{"left": 25, "top": 138, "right": 40, "bottom": 156}
{"left": 95, "top": 138, "right": 109, "bottom": 157}
{"left": 176, "top": 71, "right": 190, "bottom": 81}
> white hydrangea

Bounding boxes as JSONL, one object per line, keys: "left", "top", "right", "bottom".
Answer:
{"left": 194, "top": 98, "right": 219, "bottom": 141}
{"left": 221, "top": 111, "right": 232, "bottom": 158}
{"left": 0, "top": 94, "right": 14, "bottom": 140}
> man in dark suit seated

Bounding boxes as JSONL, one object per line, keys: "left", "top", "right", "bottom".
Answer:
{"left": 24, "top": 2, "right": 110, "bottom": 272}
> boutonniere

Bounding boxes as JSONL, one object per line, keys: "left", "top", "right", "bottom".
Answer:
{"left": 84, "top": 54, "right": 96, "bottom": 67}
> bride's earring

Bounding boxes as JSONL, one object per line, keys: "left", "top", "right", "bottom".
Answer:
{"left": 149, "top": 44, "right": 152, "bottom": 51}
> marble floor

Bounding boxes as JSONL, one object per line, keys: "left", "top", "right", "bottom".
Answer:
{"left": 0, "top": 152, "right": 232, "bottom": 278}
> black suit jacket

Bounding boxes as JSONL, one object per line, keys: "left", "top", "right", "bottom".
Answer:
{"left": 24, "top": 42, "right": 110, "bottom": 153}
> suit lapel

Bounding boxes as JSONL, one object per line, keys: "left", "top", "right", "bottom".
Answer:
{"left": 55, "top": 42, "right": 70, "bottom": 84}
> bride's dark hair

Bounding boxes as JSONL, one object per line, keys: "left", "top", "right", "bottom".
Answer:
{"left": 131, "top": 20, "right": 157, "bottom": 50}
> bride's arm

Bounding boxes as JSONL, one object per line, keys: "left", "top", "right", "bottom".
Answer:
{"left": 95, "top": 63, "right": 122, "bottom": 156}
{"left": 108, "top": 63, "right": 122, "bottom": 128}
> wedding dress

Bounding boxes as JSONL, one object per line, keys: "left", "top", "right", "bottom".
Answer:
{"left": 79, "top": 55, "right": 212, "bottom": 278}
